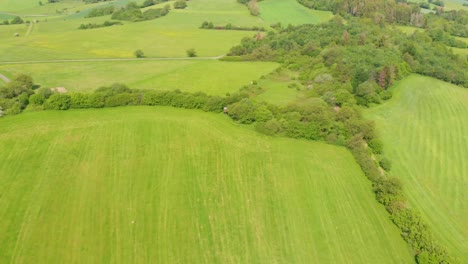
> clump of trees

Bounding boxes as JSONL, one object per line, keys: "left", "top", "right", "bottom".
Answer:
{"left": 141, "top": 0, "right": 169, "bottom": 8}
{"left": 228, "top": 18, "right": 466, "bottom": 91}
{"left": 86, "top": 6, "right": 115, "bottom": 18}
{"left": 85, "top": 2, "right": 170, "bottom": 21}
{"left": 0, "top": 74, "right": 36, "bottom": 115}
{"left": 1, "top": 16, "right": 24, "bottom": 25}
{"left": 111, "top": 2, "right": 170, "bottom": 22}
{"left": 237, "top": 0, "right": 261, "bottom": 16}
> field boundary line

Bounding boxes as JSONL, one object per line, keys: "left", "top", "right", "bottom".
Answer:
{"left": 0, "top": 56, "right": 225, "bottom": 65}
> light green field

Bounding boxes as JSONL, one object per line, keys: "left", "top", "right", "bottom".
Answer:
{"left": 0, "top": 60, "right": 279, "bottom": 95}
{"left": 0, "top": 107, "right": 413, "bottom": 263}
{"left": 444, "top": 0, "right": 468, "bottom": 11}
{"left": 452, "top": 47, "right": 468, "bottom": 57}
{"left": 396, "top": 25, "right": 420, "bottom": 35}
{"left": 255, "top": 69, "right": 302, "bottom": 106}
{"left": 258, "top": 0, "right": 333, "bottom": 25}
{"left": 366, "top": 75, "right": 468, "bottom": 260}
{"left": 0, "top": 0, "right": 142, "bottom": 15}
{"left": 0, "top": 0, "right": 264, "bottom": 61}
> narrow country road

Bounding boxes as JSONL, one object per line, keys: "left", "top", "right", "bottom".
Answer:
{"left": 0, "top": 55, "right": 226, "bottom": 65}
{"left": 0, "top": 74, "right": 11, "bottom": 83}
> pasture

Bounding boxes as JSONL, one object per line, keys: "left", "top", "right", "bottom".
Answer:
{"left": 366, "top": 75, "right": 468, "bottom": 259}
{"left": 0, "top": 107, "right": 414, "bottom": 263}
{"left": 258, "top": 0, "right": 333, "bottom": 25}
{"left": 0, "top": 60, "right": 279, "bottom": 95}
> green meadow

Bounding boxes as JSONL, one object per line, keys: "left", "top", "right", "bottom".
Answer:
{"left": 0, "top": 107, "right": 413, "bottom": 263}
{"left": 0, "top": 61, "right": 279, "bottom": 95}
{"left": 366, "top": 75, "right": 468, "bottom": 259}
{"left": 0, "top": 0, "right": 263, "bottom": 61}
{"left": 258, "top": 0, "right": 333, "bottom": 25}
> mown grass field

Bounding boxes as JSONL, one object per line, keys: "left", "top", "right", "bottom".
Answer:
{"left": 0, "top": 107, "right": 414, "bottom": 263}
{"left": 258, "top": 0, "right": 333, "bottom": 25}
{"left": 0, "top": 61, "right": 278, "bottom": 95}
{"left": 366, "top": 75, "right": 468, "bottom": 260}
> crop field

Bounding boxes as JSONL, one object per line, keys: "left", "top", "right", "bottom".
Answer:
{"left": 0, "top": 60, "right": 278, "bottom": 95}
{"left": 0, "top": 107, "right": 413, "bottom": 263}
{"left": 258, "top": 0, "right": 333, "bottom": 25}
{"left": 366, "top": 75, "right": 468, "bottom": 259}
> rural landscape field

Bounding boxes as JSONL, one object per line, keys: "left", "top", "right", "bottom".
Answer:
{"left": 0, "top": 0, "right": 467, "bottom": 263}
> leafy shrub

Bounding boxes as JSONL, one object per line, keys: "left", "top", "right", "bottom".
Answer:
{"left": 134, "top": 49, "right": 145, "bottom": 58}
{"left": 29, "top": 93, "right": 46, "bottom": 105}
{"left": 44, "top": 94, "right": 71, "bottom": 110}
{"left": 228, "top": 98, "right": 257, "bottom": 124}
{"left": 379, "top": 157, "right": 392, "bottom": 171}
{"left": 173, "top": 0, "right": 187, "bottom": 9}
{"left": 86, "top": 6, "right": 115, "bottom": 18}
{"left": 369, "top": 138, "right": 384, "bottom": 154}
{"left": 5, "top": 102, "right": 22, "bottom": 115}
{"left": 186, "top": 48, "right": 197, "bottom": 57}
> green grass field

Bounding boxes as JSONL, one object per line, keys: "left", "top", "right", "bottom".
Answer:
{"left": 0, "top": 60, "right": 279, "bottom": 95}
{"left": 0, "top": 107, "right": 413, "bottom": 263}
{"left": 0, "top": 0, "right": 264, "bottom": 61}
{"left": 255, "top": 69, "right": 303, "bottom": 106}
{"left": 366, "top": 75, "right": 468, "bottom": 260}
{"left": 258, "top": 0, "right": 333, "bottom": 25}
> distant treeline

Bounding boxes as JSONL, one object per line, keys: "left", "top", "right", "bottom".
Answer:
{"left": 200, "top": 21, "right": 266, "bottom": 31}
{"left": 78, "top": 21, "right": 122, "bottom": 30}
{"left": 296, "top": 0, "right": 468, "bottom": 39}
{"left": 1, "top": 16, "right": 25, "bottom": 25}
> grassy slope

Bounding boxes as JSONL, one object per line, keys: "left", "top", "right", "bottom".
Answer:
{"left": 0, "top": 61, "right": 279, "bottom": 95}
{"left": 366, "top": 75, "right": 468, "bottom": 260}
{"left": 258, "top": 0, "right": 333, "bottom": 25}
{"left": 0, "top": 107, "right": 413, "bottom": 263}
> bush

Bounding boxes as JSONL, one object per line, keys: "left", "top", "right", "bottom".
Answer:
{"left": 134, "top": 49, "right": 145, "bottom": 58}
{"left": 173, "top": 0, "right": 187, "bottom": 9}
{"left": 255, "top": 118, "right": 281, "bottom": 135}
{"left": 29, "top": 93, "right": 46, "bottom": 105}
{"left": 5, "top": 102, "right": 22, "bottom": 115}
{"left": 105, "top": 93, "right": 140, "bottom": 107}
{"left": 379, "top": 157, "right": 392, "bottom": 171}
{"left": 44, "top": 93, "right": 71, "bottom": 110}
{"left": 380, "top": 90, "right": 393, "bottom": 100}
{"left": 228, "top": 98, "right": 257, "bottom": 124}
{"left": 369, "top": 138, "right": 384, "bottom": 154}
{"left": 11, "top": 16, "right": 24, "bottom": 24}
{"left": 186, "top": 48, "right": 197, "bottom": 57}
